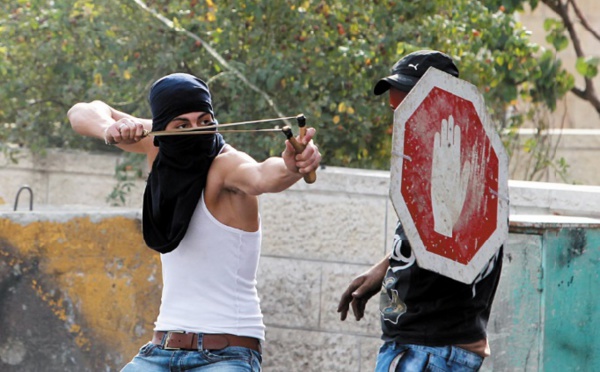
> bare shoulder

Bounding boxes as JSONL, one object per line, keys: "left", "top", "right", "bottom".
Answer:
{"left": 205, "top": 145, "right": 260, "bottom": 230}
{"left": 208, "top": 145, "right": 255, "bottom": 192}
{"left": 210, "top": 146, "right": 255, "bottom": 174}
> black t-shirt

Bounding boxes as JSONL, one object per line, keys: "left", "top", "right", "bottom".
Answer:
{"left": 380, "top": 221, "right": 503, "bottom": 345}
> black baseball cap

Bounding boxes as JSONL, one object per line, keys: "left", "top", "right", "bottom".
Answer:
{"left": 373, "top": 50, "right": 459, "bottom": 95}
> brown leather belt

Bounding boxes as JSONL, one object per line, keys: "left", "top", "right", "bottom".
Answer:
{"left": 152, "top": 331, "right": 261, "bottom": 353}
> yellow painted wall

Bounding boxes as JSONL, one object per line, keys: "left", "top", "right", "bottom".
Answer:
{"left": 0, "top": 214, "right": 161, "bottom": 370}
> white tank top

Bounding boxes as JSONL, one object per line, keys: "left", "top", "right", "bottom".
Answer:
{"left": 154, "top": 192, "right": 265, "bottom": 340}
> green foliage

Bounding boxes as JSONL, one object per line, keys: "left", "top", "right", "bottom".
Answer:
{"left": 0, "top": 0, "right": 579, "bottom": 182}
{"left": 106, "top": 152, "right": 147, "bottom": 206}
{"left": 544, "top": 18, "right": 569, "bottom": 51}
{"left": 576, "top": 56, "right": 599, "bottom": 79}
{"left": 404, "top": 1, "right": 573, "bottom": 123}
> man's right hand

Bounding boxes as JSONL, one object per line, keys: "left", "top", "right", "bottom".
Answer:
{"left": 104, "top": 118, "right": 147, "bottom": 145}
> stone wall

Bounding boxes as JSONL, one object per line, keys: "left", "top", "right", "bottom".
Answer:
{"left": 3, "top": 149, "right": 600, "bottom": 371}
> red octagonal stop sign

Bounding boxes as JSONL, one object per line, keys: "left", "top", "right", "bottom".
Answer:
{"left": 390, "top": 68, "right": 509, "bottom": 284}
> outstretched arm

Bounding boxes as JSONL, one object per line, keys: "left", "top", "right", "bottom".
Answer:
{"left": 67, "top": 100, "right": 157, "bottom": 166}
{"left": 218, "top": 127, "right": 321, "bottom": 195}
{"left": 338, "top": 253, "right": 390, "bottom": 321}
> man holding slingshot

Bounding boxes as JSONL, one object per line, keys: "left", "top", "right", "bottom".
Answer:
{"left": 67, "top": 73, "right": 321, "bottom": 371}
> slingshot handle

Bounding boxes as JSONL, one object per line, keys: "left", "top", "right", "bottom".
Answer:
{"left": 297, "top": 114, "right": 307, "bottom": 140}
{"left": 282, "top": 126, "right": 317, "bottom": 184}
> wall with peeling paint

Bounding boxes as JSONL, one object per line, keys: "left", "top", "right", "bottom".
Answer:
{"left": 2, "top": 161, "right": 600, "bottom": 371}
{"left": 0, "top": 211, "right": 160, "bottom": 371}
{"left": 535, "top": 225, "right": 600, "bottom": 370}
{"left": 483, "top": 217, "right": 600, "bottom": 371}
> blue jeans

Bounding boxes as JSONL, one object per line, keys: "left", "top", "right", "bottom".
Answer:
{"left": 120, "top": 341, "right": 262, "bottom": 371}
{"left": 375, "top": 342, "right": 483, "bottom": 372}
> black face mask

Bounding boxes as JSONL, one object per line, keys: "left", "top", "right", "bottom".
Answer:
{"left": 142, "top": 73, "right": 226, "bottom": 254}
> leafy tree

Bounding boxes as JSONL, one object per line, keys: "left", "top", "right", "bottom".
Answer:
{"left": 0, "top": 0, "right": 590, "bottom": 192}
{"left": 495, "top": 0, "right": 600, "bottom": 114}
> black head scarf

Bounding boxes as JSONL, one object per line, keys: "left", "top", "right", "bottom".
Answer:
{"left": 142, "top": 73, "right": 226, "bottom": 253}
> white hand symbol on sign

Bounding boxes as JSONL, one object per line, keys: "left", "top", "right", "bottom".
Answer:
{"left": 431, "top": 115, "right": 471, "bottom": 237}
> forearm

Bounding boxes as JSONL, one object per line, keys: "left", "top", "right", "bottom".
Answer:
{"left": 220, "top": 129, "right": 320, "bottom": 195}
{"left": 254, "top": 157, "right": 303, "bottom": 194}
{"left": 67, "top": 101, "right": 115, "bottom": 140}
{"left": 68, "top": 100, "right": 154, "bottom": 155}
{"left": 337, "top": 252, "right": 391, "bottom": 321}
{"left": 372, "top": 252, "right": 391, "bottom": 278}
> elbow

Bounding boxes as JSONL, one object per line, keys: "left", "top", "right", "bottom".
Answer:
{"left": 67, "top": 103, "right": 85, "bottom": 130}
{"left": 67, "top": 100, "right": 105, "bottom": 119}
{"left": 67, "top": 103, "right": 82, "bottom": 120}
{"left": 67, "top": 105, "right": 97, "bottom": 137}
{"left": 67, "top": 101, "right": 105, "bottom": 132}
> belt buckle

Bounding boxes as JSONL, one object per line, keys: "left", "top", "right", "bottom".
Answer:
{"left": 163, "top": 331, "right": 186, "bottom": 350}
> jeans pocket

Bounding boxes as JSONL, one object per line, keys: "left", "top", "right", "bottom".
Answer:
{"left": 138, "top": 342, "right": 158, "bottom": 357}
{"left": 203, "top": 346, "right": 253, "bottom": 362}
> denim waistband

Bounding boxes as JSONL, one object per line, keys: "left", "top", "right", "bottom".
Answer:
{"left": 402, "top": 344, "right": 483, "bottom": 369}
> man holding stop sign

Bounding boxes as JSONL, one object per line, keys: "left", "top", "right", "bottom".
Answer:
{"left": 338, "top": 50, "right": 504, "bottom": 372}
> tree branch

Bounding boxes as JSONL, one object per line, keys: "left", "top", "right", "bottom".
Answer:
{"left": 568, "top": 0, "right": 600, "bottom": 40}
{"left": 541, "top": 0, "right": 600, "bottom": 116}
{"left": 130, "top": 0, "right": 291, "bottom": 125}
